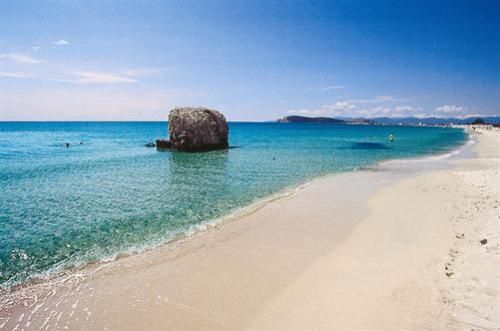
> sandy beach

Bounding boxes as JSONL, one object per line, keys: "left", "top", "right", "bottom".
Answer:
{"left": 1, "top": 127, "right": 499, "bottom": 330}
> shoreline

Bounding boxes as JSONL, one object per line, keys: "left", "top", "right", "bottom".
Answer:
{"left": 1, "top": 128, "right": 498, "bottom": 330}
{"left": 245, "top": 127, "right": 499, "bottom": 330}
{"left": 0, "top": 129, "right": 469, "bottom": 292}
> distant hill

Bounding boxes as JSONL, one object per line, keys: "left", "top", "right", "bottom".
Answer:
{"left": 277, "top": 115, "right": 345, "bottom": 124}
{"left": 277, "top": 115, "right": 500, "bottom": 125}
{"left": 368, "top": 116, "right": 500, "bottom": 125}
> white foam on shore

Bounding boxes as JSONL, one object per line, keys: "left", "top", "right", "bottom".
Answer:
{"left": 184, "top": 180, "right": 312, "bottom": 235}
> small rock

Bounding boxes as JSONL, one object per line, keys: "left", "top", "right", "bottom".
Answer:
{"left": 480, "top": 238, "right": 488, "bottom": 245}
{"left": 155, "top": 139, "right": 172, "bottom": 149}
{"left": 145, "top": 142, "right": 156, "bottom": 148}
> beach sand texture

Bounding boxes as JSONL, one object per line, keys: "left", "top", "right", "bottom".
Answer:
{"left": 1, "top": 128, "right": 499, "bottom": 330}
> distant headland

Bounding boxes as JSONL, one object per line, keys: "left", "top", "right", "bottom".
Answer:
{"left": 277, "top": 115, "right": 345, "bottom": 124}
{"left": 277, "top": 115, "right": 374, "bottom": 125}
{"left": 277, "top": 115, "right": 500, "bottom": 126}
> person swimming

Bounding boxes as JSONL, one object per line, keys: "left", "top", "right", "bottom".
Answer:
{"left": 388, "top": 133, "right": 394, "bottom": 142}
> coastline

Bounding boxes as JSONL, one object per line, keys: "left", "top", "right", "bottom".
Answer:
{"left": 1, "top": 127, "right": 499, "bottom": 330}
{"left": 0, "top": 126, "right": 468, "bottom": 292}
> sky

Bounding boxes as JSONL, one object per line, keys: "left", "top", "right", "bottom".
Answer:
{"left": 0, "top": 0, "right": 499, "bottom": 121}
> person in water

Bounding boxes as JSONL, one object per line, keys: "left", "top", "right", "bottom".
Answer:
{"left": 388, "top": 133, "right": 394, "bottom": 142}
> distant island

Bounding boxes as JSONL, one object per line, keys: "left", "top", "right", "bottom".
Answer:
{"left": 277, "top": 115, "right": 375, "bottom": 125}
{"left": 277, "top": 115, "right": 500, "bottom": 126}
{"left": 277, "top": 115, "right": 346, "bottom": 124}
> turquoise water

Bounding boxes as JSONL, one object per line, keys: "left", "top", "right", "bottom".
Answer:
{"left": 0, "top": 122, "right": 466, "bottom": 287}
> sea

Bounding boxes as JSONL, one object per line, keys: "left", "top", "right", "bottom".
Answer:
{"left": 0, "top": 122, "right": 467, "bottom": 288}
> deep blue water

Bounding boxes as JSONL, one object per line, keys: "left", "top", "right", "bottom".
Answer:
{"left": 0, "top": 122, "right": 467, "bottom": 287}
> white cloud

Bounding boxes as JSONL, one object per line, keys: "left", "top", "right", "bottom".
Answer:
{"left": 321, "top": 85, "right": 344, "bottom": 91}
{"left": 287, "top": 109, "right": 329, "bottom": 116}
{"left": 286, "top": 100, "right": 487, "bottom": 119}
{"left": 0, "top": 53, "right": 44, "bottom": 64}
{"left": 287, "top": 101, "right": 357, "bottom": 117}
{"left": 374, "top": 95, "right": 394, "bottom": 101}
{"left": 435, "top": 105, "right": 465, "bottom": 113}
{"left": 324, "top": 101, "right": 357, "bottom": 111}
{"left": 120, "top": 68, "right": 166, "bottom": 77}
{"left": 68, "top": 71, "right": 138, "bottom": 84}
{"left": 0, "top": 66, "right": 164, "bottom": 84}
{"left": 52, "top": 39, "right": 69, "bottom": 46}
{"left": 0, "top": 89, "right": 185, "bottom": 121}
{"left": 347, "top": 95, "right": 409, "bottom": 103}
{"left": 394, "top": 105, "right": 417, "bottom": 112}
{"left": 370, "top": 106, "right": 392, "bottom": 115}
{"left": 287, "top": 100, "right": 426, "bottom": 118}
{"left": 392, "top": 106, "right": 424, "bottom": 116}
{"left": 306, "top": 85, "right": 344, "bottom": 92}
{"left": 287, "top": 95, "right": 414, "bottom": 117}
{"left": 453, "top": 113, "right": 491, "bottom": 119}
{"left": 0, "top": 71, "right": 36, "bottom": 78}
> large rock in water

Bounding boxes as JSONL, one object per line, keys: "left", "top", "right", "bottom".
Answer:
{"left": 168, "top": 107, "right": 229, "bottom": 152}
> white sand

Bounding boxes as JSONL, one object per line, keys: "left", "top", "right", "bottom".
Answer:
{"left": 1, "top": 127, "right": 499, "bottom": 330}
{"left": 249, "top": 129, "right": 500, "bottom": 330}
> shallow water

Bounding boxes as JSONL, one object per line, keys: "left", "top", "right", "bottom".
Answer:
{"left": 0, "top": 122, "right": 466, "bottom": 287}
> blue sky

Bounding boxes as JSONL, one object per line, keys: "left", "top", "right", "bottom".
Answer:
{"left": 0, "top": 0, "right": 499, "bottom": 121}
